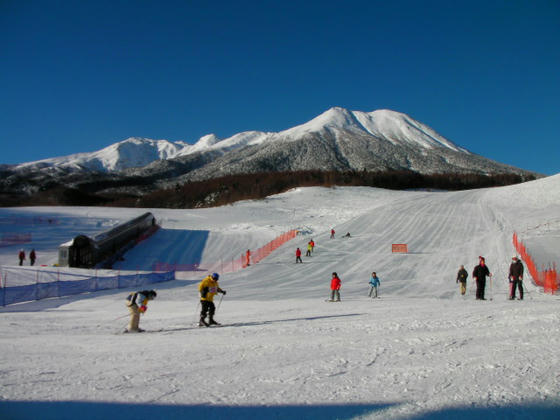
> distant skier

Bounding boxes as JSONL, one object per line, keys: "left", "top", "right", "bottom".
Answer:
{"left": 18, "top": 249, "right": 25, "bottom": 266}
{"left": 198, "top": 273, "right": 227, "bottom": 327}
{"left": 330, "top": 229, "right": 335, "bottom": 239}
{"left": 306, "top": 241, "right": 312, "bottom": 257}
{"left": 125, "top": 289, "right": 157, "bottom": 333}
{"left": 295, "top": 247, "right": 303, "bottom": 263}
{"left": 344, "top": 232, "right": 351, "bottom": 238}
{"left": 245, "top": 249, "right": 251, "bottom": 267}
{"left": 473, "top": 256, "right": 492, "bottom": 300}
{"left": 369, "top": 272, "right": 380, "bottom": 298}
{"left": 329, "top": 272, "right": 341, "bottom": 302}
{"left": 29, "top": 249, "right": 36, "bottom": 266}
{"left": 508, "top": 256, "right": 524, "bottom": 300}
{"left": 310, "top": 239, "right": 315, "bottom": 253}
{"left": 456, "top": 265, "right": 468, "bottom": 295}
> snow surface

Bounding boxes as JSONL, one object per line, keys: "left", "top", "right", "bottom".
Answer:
{"left": 1, "top": 175, "right": 560, "bottom": 420}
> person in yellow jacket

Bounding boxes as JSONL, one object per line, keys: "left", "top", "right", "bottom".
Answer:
{"left": 125, "top": 289, "right": 157, "bottom": 333}
{"left": 198, "top": 273, "right": 226, "bottom": 327}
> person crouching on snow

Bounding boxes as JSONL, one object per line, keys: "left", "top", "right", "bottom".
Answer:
{"left": 329, "top": 272, "right": 341, "bottom": 302}
{"left": 125, "top": 290, "right": 157, "bottom": 332}
{"left": 198, "top": 272, "right": 226, "bottom": 327}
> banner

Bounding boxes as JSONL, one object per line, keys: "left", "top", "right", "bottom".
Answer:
{"left": 392, "top": 244, "right": 408, "bottom": 253}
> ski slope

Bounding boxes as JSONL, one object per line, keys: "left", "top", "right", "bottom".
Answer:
{"left": 1, "top": 175, "right": 559, "bottom": 420}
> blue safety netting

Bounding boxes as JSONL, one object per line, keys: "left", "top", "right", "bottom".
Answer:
{"left": 0, "top": 267, "right": 174, "bottom": 306}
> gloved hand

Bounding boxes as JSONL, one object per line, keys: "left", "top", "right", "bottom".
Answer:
{"left": 222, "top": 290, "right": 227, "bottom": 295}
{"left": 139, "top": 305, "right": 147, "bottom": 313}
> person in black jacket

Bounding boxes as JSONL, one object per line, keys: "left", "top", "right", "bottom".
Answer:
{"left": 456, "top": 265, "right": 468, "bottom": 295}
{"left": 472, "top": 256, "right": 492, "bottom": 300}
{"left": 509, "top": 256, "right": 524, "bottom": 300}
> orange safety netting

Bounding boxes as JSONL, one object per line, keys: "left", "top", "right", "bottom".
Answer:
{"left": 512, "top": 232, "right": 558, "bottom": 294}
{"left": 156, "top": 229, "right": 298, "bottom": 275}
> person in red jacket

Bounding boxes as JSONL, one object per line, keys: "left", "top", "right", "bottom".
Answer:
{"left": 295, "top": 247, "right": 302, "bottom": 263}
{"left": 329, "top": 272, "right": 341, "bottom": 302}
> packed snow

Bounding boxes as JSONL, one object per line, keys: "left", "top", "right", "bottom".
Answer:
{"left": 1, "top": 175, "right": 559, "bottom": 420}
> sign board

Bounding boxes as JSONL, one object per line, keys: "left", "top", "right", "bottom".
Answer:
{"left": 392, "top": 244, "right": 408, "bottom": 253}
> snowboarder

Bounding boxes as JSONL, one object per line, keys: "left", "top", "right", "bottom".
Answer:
{"left": 330, "top": 229, "right": 335, "bottom": 239}
{"left": 508, "top": 256, "right": 524, "bottom": 300}
{"left": 295, "top": 247, "right": 303, "bottom": 263}
{"left": 456, "top": 265, "right": 468, "bottom": 295}
{"left": 18, "top": 249, "right": 25, "bottom": 266}
{"left": 198, "top": 272, "right": 227, "bottom": 327}
{"left": 29, "top": 249, "right": 36, "bottom": 266}
{"left": 125, "top": 289, "right": 157, "bottom": 333}
{"left": 473, "top": 256, "right": 492, "bottom": 300}
{"left": 329, "top": 272, "right": 341, "bottom": 302}
{"left": 369, "top": 272, "right": 380, "bottom": 298}
{"left": 306, "top": 241, "right": 312, "bottom": 257}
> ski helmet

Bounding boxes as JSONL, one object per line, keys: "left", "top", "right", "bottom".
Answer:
{"left": 212, "top": 273, "right": 220, "bottom": 280}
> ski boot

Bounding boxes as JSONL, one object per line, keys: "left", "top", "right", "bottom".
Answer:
{"left": 208, "top": 316, "right": 221, "bottom": 326}
{"left": 199, "top": 317, "right": 209, "bottom": 327}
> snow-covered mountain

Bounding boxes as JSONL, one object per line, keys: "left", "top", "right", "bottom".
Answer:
{"left": 1, "top": 108, "right": 537, "bottom": 202}
{"left": 9, "top": 107, "right": 517, "bottom": 175}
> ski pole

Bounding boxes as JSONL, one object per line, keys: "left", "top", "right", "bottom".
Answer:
{"left": 216, "top": 293, "right": 224, "bottom": 313}
{"left": 194, "top": 301, "right": 201, "bottom": 324}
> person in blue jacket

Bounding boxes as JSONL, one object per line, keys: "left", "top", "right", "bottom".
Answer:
{"left": 369, "top": 272, "right": 381, "bottom": 298}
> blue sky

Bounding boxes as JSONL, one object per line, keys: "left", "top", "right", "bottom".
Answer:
{"left": 1, "top": 0, "right": 559, "bottom": 175}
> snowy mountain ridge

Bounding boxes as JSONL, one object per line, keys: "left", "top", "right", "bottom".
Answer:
{"left": 12, "top": 108, "right": 468, "bottom": 173}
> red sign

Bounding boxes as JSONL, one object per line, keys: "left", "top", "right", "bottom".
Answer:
{"left": 392, "top": 244, "right": 408, "bottom": 253}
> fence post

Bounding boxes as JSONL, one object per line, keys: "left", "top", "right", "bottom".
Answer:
{"left": 35, "top": 269, "right": 39, "bottom": 302}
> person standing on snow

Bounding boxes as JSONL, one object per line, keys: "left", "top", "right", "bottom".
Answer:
{"left": 329, "top": 272, "right": 341, "bottom": 302}
{"left": 508, "top": 256, "right": 524, "bottom": 300}
{"left": 30, "top": 249, "right": 37, "bottom": 266}
{"left": 125, "top": 289, "right": 157, "bottom": 333}
{"left": 310, "top": 239, "right": 315, "bottom": 253}
{"left": 369, "top": 272, "right": 381, "bottom": 298}
{"left": 473, "top": 256, "right": 492, "bottom": 300}
{"left": 306, "top": 241, "right": 313, "bottom": 257}
{"left": 198, "top": 272, "right": 226, "bottom": 327}
{"left": 456, "top": 265, "right": 468, "bottom": 295}
{"left": 18, "top": 249, "right": 25, "bottom": 266}
{"left": 330, "top": 229, "right": 335, "bottom": 239}
{"left": 245, "top": 249, "right": 251, "bottom": 267}
{"left": 295, "top": 247, "right": 303, "bottom": 263}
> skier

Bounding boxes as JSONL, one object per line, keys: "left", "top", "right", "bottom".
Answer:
{"left": 329, "top": 272, "right": 341, "bottom": 302}
{"left": 245, "top": 249, "right": 251, "bottom": 267}
{"left": 295, "top": 247, "right": 303, "bottom": 263}
{"left": 508, "top": 256, "right": 524, "bottom": 300}
{"left": 473, "top": 256, "right": 492, "bottom": 300}
{"left": 18, "top": 249, "right": 25, "bottom": 266}
{"left": 198, "top": 272, "right": 227, "bottom": 327}
{"left": 29, "top": 249, "right": 36, "bottom": 266}
{"left": 330, "top": 229, "right": 335, "bottom": 239}
{"left": 310, "top": 239, "right": 315, "bottom": 253}
{"left": 306, "top": 241, "right": 312, "bottom": 257}
{"left": 125, "top": 289, "right": 157, "bottom": 333}
{"left": 456, "top": 265, "right": 468, "bottom": 295}
{"left": 343, "top": 232, "right": 351, "bottom": 238}
{"left": 369, "top": 272, "right": 380, "bottom": 298}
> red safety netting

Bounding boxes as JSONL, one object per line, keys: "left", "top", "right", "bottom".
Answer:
{"left": 155, "top": 229, "right": 298, "bottom": 275}
{"left": 513, "top": 232, "right": 558, "bottom": 294}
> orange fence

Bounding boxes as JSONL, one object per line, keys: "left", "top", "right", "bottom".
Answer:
{"left": 513, "top": 232, "right": 558, "bottom": 294}
{"left": 156, "top": 229, "right": 298, "bottom": 274}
